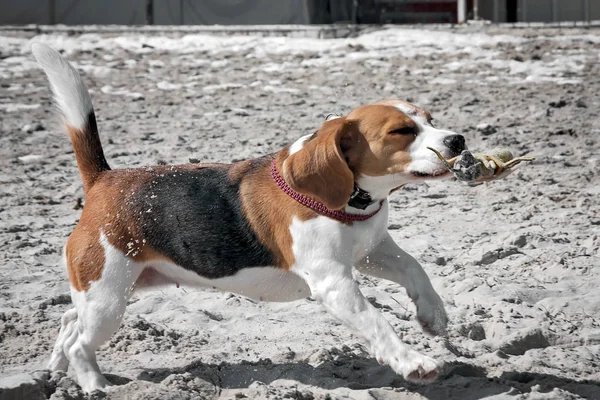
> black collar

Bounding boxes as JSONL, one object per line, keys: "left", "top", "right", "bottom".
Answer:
{"left": 348, "top": 184, "right": 376, "bottom": 210}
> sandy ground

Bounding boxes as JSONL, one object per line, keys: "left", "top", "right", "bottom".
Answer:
{"left": 0, "top": 25, "right": 600, "bottom": 399}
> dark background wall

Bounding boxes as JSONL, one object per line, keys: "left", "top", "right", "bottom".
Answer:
{"left": 0, "top": 0, "right": 597, "bottom": 25}
{"left": 0, "top": 0, "right": 354, "bottom": 25}
{"left": 479, "top": 0, "right": 599, "bottom": 23}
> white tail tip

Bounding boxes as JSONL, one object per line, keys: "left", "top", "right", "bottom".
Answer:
{"left": 31, "top": 42, "right": 94, "bottom": 130}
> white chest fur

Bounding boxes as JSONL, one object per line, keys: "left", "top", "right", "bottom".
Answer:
{"left": 289, "top": 202, "right": 389, "bottom": 277}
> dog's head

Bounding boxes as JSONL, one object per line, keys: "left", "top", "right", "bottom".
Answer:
{"left": 282, "top": 99, "right": 466, "bottom": 210}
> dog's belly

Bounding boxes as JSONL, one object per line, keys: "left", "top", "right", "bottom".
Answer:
{"left": 141, "top": 259, "right": 311, "bottom": 302}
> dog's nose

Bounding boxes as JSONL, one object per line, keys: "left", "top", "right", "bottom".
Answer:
{"left": 443, "top": 134, "right": 466, "bottom": 154}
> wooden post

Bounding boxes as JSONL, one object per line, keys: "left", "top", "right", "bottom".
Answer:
{"left": 473, "top": 0, "right": 479, "bottom": 20}
{"left": 457, "top": 0, "right": 466, "bottom": 23}
{"left": 146, "top": 0, "right": 154, "bottom": 25}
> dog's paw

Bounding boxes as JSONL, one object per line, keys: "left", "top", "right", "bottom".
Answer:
{"left": 386, "top": 351, "right": 441, "bottom": 384}
{"left": 416, "top": 296, "right": 448, "bottom": 336}
{"left": 79, "top": 374, "right": 112, "bottom": 393}
{"left": 403, "top": 353, "right": 442, "bottom": 384}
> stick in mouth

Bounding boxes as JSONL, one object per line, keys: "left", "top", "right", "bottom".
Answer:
{"left": 426, "top": 147, "right": 457, "bottom": 171}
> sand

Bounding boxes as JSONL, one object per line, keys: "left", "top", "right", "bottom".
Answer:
{"left": 0, "top": 25, "right": 599, "bottom": 399}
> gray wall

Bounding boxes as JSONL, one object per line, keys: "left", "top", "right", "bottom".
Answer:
{"left": 0, "top": 0, "right": 313, "bottom": 25}
{"left": 478, "top": 0, "right": 506, "bottom": 22}
{"left": 0, "top": 0, "right": 146, "bottom": 25}
{"left": 154, "top": 0, "right": 311, "bottom": 25}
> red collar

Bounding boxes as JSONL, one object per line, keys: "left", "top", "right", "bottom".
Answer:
{"left": 270, "top": 160, "right": 383, "bottom": 223}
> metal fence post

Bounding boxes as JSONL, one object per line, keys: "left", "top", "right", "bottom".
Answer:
{"left": 552, "top": 0, "right": 558, "bottom": 22}
{"left": 584, "top": 0, "right": 590, "bottom": 23}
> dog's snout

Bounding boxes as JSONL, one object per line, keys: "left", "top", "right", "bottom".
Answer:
{"left": 443, "top": 135, "right": 466, "bottom": 155}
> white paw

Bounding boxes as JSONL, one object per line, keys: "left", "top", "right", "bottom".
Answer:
{"left": 385, "top": 351, "right": 442, "bottom": 384}
{"left": 79, "top": 374, "right": 111, "bottom": 393}
{"left": 415, "top": 295, "right": 448, "bottom": 336}
{"left": 47, "top": 352, "right": 69, "bottom": 372}
{"left": 403, "top": 353, "right": 442, "bottom": 383}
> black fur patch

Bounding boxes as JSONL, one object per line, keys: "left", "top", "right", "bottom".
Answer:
{"left": 86, "top": 111, "right": 110, "bottom": 172}
{"left": 132, "top": 160, "right": 275, "bottom": 279}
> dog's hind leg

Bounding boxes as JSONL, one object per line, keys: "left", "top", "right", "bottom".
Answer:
{"left": 48, "top": 248, "right": 78, "bottom": 372}
{"left": 61, "top": 231, "right": 143, "bottom": 393}
{"left": 48, "top": 307, "right": 78, "bottom": 371}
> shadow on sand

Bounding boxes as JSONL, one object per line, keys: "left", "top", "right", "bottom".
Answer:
{"left": 117, "top": 353, "right": 600, "bottom": 400}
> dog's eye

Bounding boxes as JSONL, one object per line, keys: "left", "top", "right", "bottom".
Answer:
{"left": 389, "top": 126, "right": 418, "bottom": 136}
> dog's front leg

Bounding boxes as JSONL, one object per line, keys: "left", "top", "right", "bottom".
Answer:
{"left": 356, "top": 232, "right": 448, "bottom": 336}
{"left": 294, "top": 259, "right": 441, "bottom": 383}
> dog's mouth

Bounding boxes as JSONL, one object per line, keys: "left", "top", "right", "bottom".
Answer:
{"left": 410, "top": 168, "right": 451, "bottom": 179}
{"left": 407, "top": 152, "right": 457, "bottom": 179}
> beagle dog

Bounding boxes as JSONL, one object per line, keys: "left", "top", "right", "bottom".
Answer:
{"left": 32, "top": 43, "right": 465, "bottom": 393}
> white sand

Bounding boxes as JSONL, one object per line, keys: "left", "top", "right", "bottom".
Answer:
{"left": 0, "top": 26, "right": 599, "bottom": 399}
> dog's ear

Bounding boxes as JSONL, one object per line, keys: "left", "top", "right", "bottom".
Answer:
{"left": 283, "top": 118, "right": 355, "bottom": 210}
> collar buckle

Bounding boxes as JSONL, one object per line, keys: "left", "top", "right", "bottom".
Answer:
{"left": 348, "top": 184, "right": 375, "bottom": 210}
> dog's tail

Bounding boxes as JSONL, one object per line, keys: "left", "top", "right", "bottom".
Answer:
{"left": 32, "top": 43, "right": 110, "bottom": 193}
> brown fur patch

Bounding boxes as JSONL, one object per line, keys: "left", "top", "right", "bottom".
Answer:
{"left": 65, "top": 226, "right": 104, "bottom": 292}
{"left": 66, "top": 123, "right": 110, "bottom": 193}
{"left": 282, "top": 119, "right": 355, "bottom": 210}
{"left": 238, "top": 153, "right": 319, "bottom": 270}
